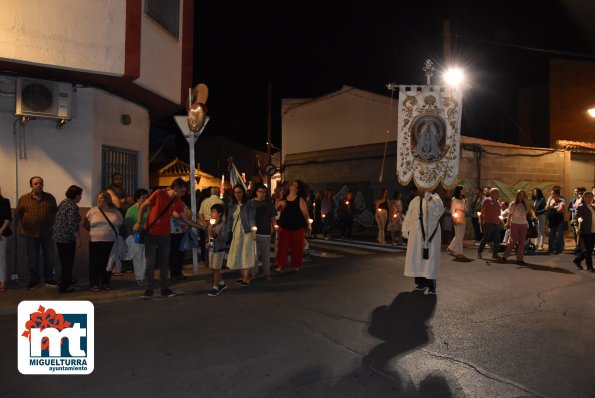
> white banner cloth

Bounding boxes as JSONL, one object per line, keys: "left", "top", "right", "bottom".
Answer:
{"left": 396, "top": 85, "right": 463, "bottom": 189}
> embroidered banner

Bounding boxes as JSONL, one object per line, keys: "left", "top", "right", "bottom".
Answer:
{"left": 396, "top": 86, "right": 462, "bottom": 189}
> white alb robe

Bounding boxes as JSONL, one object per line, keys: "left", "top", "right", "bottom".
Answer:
{"left": 402, "top": 194, "right": 444, "bottom": 279}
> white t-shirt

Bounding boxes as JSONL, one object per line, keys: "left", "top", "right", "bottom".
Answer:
{"left": 508, "top": 202, "right": 528, "bottom": 225}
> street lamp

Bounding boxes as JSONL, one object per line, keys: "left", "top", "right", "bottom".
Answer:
{"left": 443, "top": 68, "right": 465, "bottom": 87}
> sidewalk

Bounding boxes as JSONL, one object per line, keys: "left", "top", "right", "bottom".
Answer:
{"left": 0, "top": 261, "right": 243, "bottom": 315}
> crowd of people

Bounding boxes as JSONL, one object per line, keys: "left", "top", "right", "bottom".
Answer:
{"left": 400, "top": 184, "right": 595, "bottom": 295}
{"left": 0, "top": 174, "right": 593, "bottom": 298}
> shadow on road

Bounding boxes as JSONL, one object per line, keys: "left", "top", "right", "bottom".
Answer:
{"left": 263, "top": 291, "right": 455, "bottom": 397}
{"left": 514, "top": 262, "right": 575, "bottom": 274}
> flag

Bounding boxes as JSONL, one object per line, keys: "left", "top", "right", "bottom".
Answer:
{"left": 228, "top": 158, "right": 247, "bottom": 191}
{"left": 396, "top": 85, "right": 463, "bottom": 189}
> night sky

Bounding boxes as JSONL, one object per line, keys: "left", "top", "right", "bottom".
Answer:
{"left": 183, "top": 0, "right": 595, "bottom": 154}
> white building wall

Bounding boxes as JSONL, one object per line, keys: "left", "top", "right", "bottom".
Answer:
{"left": 282, "top": 88, "right": 397, "bottom": 160}
{"left": 0, "top": 0, "right": 126, "bottom": 75}
{"left": 0, "top": 78, "right": 149, "bottom": 208}
{"left": 91, "top": 88, "right": 150, "bottom": 199}
{"left": 136, "top": 5, "right": 184, "bottom": 103}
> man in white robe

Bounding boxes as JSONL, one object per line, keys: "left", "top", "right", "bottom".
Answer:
{"left": 402, "top": 190, "right": 445, "bottom": 294}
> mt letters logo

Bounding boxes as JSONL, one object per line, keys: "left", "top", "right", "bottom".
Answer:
{"left": 18, "top": 301, "right": 94, "bottom": 375}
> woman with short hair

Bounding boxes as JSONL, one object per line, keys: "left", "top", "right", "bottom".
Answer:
{"left": 53, "top": 185, "right": 83, "bottom": 293}
{"left": 84, "top": 191, "right": 122, "bottom": 291}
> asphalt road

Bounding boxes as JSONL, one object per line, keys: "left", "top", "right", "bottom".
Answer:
{"left": 1, "top": 243, "right": 594, "bottom": 398}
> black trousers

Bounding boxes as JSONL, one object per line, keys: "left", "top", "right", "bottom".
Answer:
{"left": 89, "top": 241, "right": 114, "bottom": 288}
{"left": 575, "top": 233, "right": 594, "bottom": 269}
{"left": 169, "top": 233, "right": 185, "bottom": 277}
{"left": 56, "top": 242, "right": 76, "bottom": 291}
{"left": 471, "top": 217, "right": 482, "bottom": 241}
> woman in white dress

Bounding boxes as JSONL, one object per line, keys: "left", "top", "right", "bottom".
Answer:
{"left": 447, "top": 185, "right": 471, "bottom": 262}
{"left": 226, "top": 184, "right": 256, "bottom": 286}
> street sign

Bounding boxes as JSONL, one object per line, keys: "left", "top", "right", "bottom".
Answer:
{"left": 264, "top": 163, "right": 277, "bottom": 176}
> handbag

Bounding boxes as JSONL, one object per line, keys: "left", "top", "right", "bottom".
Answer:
{"left": 179, "top": 229, "right": 199, "bottom": 251}
{"left": 99, "top": 208, "right": 127, "bottom": 270}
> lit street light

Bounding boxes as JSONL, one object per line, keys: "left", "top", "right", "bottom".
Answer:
{"left": 443, "top": 68, "right": 465, "bottom": 86}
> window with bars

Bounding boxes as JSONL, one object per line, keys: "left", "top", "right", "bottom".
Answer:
{"left": 101, "top": 146, "right": 138, "bottom": 195}
{"left": 145, "top": 0, "right": 180, "bottom": 39}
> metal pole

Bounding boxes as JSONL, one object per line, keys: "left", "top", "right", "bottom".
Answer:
{"left": 174, "top": 116, "right": 210, "bottom": 276}
{"left": 188, "top": 135, "right": 199, "bottom": 276}
{"left": 267, "top": 81, "right": 272, "bottom": 188}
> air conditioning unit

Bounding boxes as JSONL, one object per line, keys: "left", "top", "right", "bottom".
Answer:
{"left": 15, "top": 77, "right": 73, "bottom": 120}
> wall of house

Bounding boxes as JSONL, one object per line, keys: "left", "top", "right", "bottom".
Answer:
{"left": 91, "top": 88, "right": 150, "bottom": 199}
{"left": 282, "top": 88, "right": 398, "bottom": 162}
{"left": 0, "top": 76, "right": 150, "bottom": 282}
{"left": 0, "top": 0, "right": 126, "bottom": 75}
{"left": 549, "top": 59, "right": 595, "bottom": 145}
{"left": 284, "top": 141, "right": 568, "bottom": 238}
{"left": 136, "top": 2, "right": 184, "bottom": 104}
{"left": 0, "top": 77, "right": 93, "bottom": 206}
{"left": 473, "top": 145, "right": 565, "bottom": 200}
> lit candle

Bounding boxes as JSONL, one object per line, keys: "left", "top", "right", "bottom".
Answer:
{"left": 209, "top": 219, "right": 216, "bottom": 225}
{"left": 476, "top": 211, "right": 481, "bottom": 217}
{"left": 322, "top": 214, "right": 326, "bottom": 219}
{"left": 345, "top": 201, "right": 349, "bottom": 205}
{"left": 251, "top": 226, "right": 257, "bottom": 232}
{"left": 377, "top": 208, "right": 382, "bottom": 212}
{"left": 274, "top": 225, "right": 279, "bottom": 230}
{"left": 308, "top": 218, "right": 313, "bottom": 224}
{"left": 453, "top": 210, "right": 462, "bottom": 221}
{"left": 393, "top": 213, "right": 397, "bottom": 218}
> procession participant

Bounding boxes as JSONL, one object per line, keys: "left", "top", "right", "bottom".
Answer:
{"left": 226, "top": 184, "right": 256, "bottom": 285}
{"left": 477, "top": 188, "right": 503, "bottom": 261}
{"left": 206, "top": 203, "right": 229, "bottom": 296}
{"left": 546, "top": 188, "right": 565, "bottom": 255}
{"left": 501, "top": 190, "right": 533, "bottom": 265}
{"left": 402, "top": 188, "right": 444, "bottom": 295}
{"left": 375, "top": 188, "right": 390, "bottom": 244}
{"left": 447, "top": 185, "right": 472, "bottom": 262}
{"left": 251, "top": 183, "right": 276, "bottom": 280}
{"left": 572, "top": 191, "right": 594, "bottom": 272}
{"left": 135, "top": 178, "right": 201, "bottom": 299}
